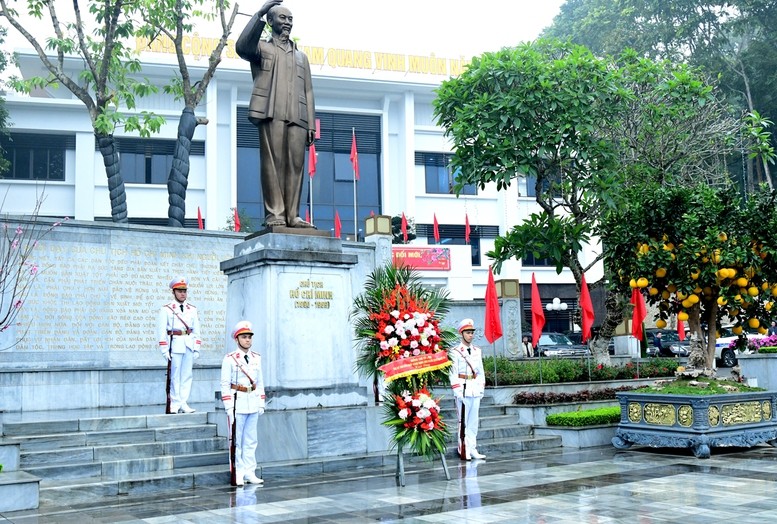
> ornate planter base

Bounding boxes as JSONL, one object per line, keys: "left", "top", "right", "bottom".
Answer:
{"left": 612, "top": 391, "right": 777, "bottom": 458}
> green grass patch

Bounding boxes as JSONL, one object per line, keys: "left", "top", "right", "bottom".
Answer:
{"left": 759, "top": 346, "right": 777, "bottom": 354}
{"left": 635, "top": 377, "right": 763, "bottom": 395}
{"left": 545, "top": 407, "right": 621, "bottom": 427}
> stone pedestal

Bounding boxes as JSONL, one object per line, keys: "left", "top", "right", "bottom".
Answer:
{"left": 220, "top": 232, "right": 369, "bottom": 408}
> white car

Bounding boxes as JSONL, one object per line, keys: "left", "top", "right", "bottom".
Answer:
{"left": 714, "top": 326, "right": 766, "bottom": 367}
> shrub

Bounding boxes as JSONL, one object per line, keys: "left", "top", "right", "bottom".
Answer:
{"left": 513, "top": 386, "right": 637, "bottom": 405}
{"left": 545, "top": 407, "right": 621, "bottom": 427}
{"left": 483, "top": 357, "right": 678, "bottom": 386}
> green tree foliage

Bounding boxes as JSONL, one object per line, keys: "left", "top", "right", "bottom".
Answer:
{"left": 544, "top": 0, "right": 777, "bottom": 189}
{"left": 434, "top": 39, "right": 740, "bottom": 363}
{"left": 601, "top": 183, "right": 777, "bottom": 367}
{"left": 0, "top": 0, "right": 165, "bottom": 222}
{"left": 136, "top": 0, "right": 239, "bottom": 227}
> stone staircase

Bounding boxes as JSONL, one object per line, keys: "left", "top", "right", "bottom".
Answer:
{"left": 0, "top": 396, "right": 561, "bottom": 506}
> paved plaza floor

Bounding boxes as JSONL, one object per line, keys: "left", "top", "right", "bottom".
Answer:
{"left": 4, "top": 443, "right": 777, "bottom": 523}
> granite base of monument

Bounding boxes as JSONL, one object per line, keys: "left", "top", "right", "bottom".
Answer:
{"left": 220, "top": 232, "right": 374, "bottom": 409}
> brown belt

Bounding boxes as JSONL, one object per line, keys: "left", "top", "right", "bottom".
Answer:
{"left": 231, "top": 383, "right": 256, "bottom": 393}
{"left": 458, "top": 374, "right": 476, "bottom": 379}
{"left": 167, "top": 329, "right": 192, "bottom": 336}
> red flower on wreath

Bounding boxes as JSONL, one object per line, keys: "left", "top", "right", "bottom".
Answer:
{"left": 394, "top": 388, "right": 445, "bottom": 432}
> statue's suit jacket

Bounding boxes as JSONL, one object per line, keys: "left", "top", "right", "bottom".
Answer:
{"left": 236, "top": 13, "right": 315, "bottom": 131}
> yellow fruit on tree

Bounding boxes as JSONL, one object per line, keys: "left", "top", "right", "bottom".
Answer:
{"left": 656, "top": 268, "right": 667, "bottom": 278}
{"left": 637, "top": 277, "right": 649, "bottom": 288}
{"left": 759, "top": 327, "right": 768, "bottom": 335}
{"left": 661, "top": 290, "right": 671, "bottom": 300}
{"left": 676, "top": 291, "right": 687, "bottom": 300}
{"left": 733, "top": 325, "right": 743, "bottom": 335}
{"left": 717, "top": 296, "right": 728, "bottom": 306}
{"left": 693, "top": 286, "right": 703, "bottom": 294}
{"left": 691, "top": 270, "right": 700, "bottom": 280}
{"left": 766, "top": 301, "right": 774, "bottom": 311}
{"left": 682, "top": 299, "right": 693, "bottom": 309}
{"left": 667, "top": 284, "right": 677, "bottom": 293}
{"left": 718, "top": 232, "right": 728, "bottom": 241}
{"left": 678, "top": 311, "right": 689, "bottom": 321}
{"left": 730, "top": 308, "right": 740, "bottom": 317}
{"left": 649, "top": 287, "right": 659, "bottom": 296}
{"left": 664, "top": 242, "right": 675, "bottom": 251}
{"left": 771, "top": 285, "right": 777, "bottom": 297}
{"left": 736, "top": 277, "right": 749, "bottom": 288}
{"left": 745, "top": 267, "right": 756, "bottom": 278}
{"left": 762, "top": 282, "right": 770, "bottom": 291}
{"left": 629, "top": 279, "right": 638, "bottom": 289}
{"left": 717, "top": 268, "right": 729, "bottom": 279}
{"left": 728, "top": 268, "right": 738, "bottom": 278}
{"left": 748, "top": 286, "right": 760, "bottom": 297}
{"left": 749, "top": 318, "right": 760, "bottom": 329}
{"left": 688, "top": 294, "right": 700, "bottom": 304}
{"left": 656, "top": 319, "right": 667, "bottom": 329}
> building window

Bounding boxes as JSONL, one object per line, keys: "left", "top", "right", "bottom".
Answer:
{"left": 522, "top": 252, "right": 555, "bottom": 267}
{"left": 110, "top": 138, "right": 204, "bottom": 185}
{"left": 237, "top": 108, "right": 382, "bottom": 236}
{"left": 418, "top": 223, "right": 498, "bottom": 267}
{"left": 0, "top": 133, "right": 72, "bottom": 181}
{"left": 416, "top": 152, "right": 476, "bottom": 195}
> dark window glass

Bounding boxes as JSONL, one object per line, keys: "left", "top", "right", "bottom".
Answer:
{"left": 237, "top": 109, "right": 382, "bottom": 237}
{"left": 0, "top": 133, "right": 72, "bottom": 181}
{"left": 522, "top": 252, "right": 554, "bottom": 267}
{"left": 416, "top": 152, "right": 476, "bottom": 195}
{"left": 111, "top": 138, "right": 203, "bottom": 185}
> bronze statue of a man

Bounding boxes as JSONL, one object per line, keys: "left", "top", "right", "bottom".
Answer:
{"left": 236, "top": 0, "right": 316, "bottom": 228}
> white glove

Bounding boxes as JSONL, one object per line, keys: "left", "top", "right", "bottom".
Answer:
{"left": 258, "top": 408, "right": 265, "bottom": 415}
{"left": 163, "top": 352, "right": 171, "bottom": 362}
{"left": 193, "top": 350, "right": 200, "bottom": 361}
{"left": 224, "top": 403, "right": 234, "bottom": 414}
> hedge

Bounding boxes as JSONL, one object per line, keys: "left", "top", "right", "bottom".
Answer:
{"left": 545, "top": 407, "right": 621, "bottom": 427}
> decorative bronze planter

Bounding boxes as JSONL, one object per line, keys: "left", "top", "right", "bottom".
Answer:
{"left": 612, "top": 391, "right": 777, "bottom": 458}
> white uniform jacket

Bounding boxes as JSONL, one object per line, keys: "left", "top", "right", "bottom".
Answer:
{"left": 157, "top": 301, "right": 201, "bottom": 356}
{"left": 221, "top": 350, "right": 266, "bottom": 414}
{"left": 449, "top": 343, "right": 486, "bottom": 398}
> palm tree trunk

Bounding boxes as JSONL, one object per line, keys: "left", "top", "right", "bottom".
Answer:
{"left": 167, "top": 108, "right": 198, "bottom": 228}
{"left": 96, "top": 133, "right": 128, "bottom": 223}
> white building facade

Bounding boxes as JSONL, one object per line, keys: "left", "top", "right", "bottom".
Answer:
{"left": 1, "top": 37, "right": 600, "bottom": 330}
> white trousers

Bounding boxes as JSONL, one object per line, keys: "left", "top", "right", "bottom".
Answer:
{"left": 455, "top": 396, "right": 482, "bottom": 454}
{"left": 170, "top": 350, "right": 194, "bottom": 410}
{"left": 234, "top": 411, "right": 259, "bottom": 476}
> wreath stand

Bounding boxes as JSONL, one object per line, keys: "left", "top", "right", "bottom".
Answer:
{"left": 395, "top": 443, "right": 451, "bottom": 487}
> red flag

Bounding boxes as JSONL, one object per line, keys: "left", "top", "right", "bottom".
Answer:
{"left": 197, "top": 207, "right": 203, "bottom": 230}
{"left": 678, "top": 318, "right": 686, "bottom": 341}
{"left": 580, "top": 274, "right": 594, "bottom": 343}
{"left": 433, "top": 213, "right": 440, "bottom": 244}
{"left": 370, "top": 210, "right": 375, "bottom": 217}
{"left": 350, "top": 130, "right": 359, "bottom": 180}
{"left": 484, "top": 266, "right": 503, "bottom": 344}
{"left": 531, "top": 273, "right": 545, "bottom": 349}
{"left": 334, "top": 210, "right": 342, "bottom": 238}
{"left": 401, "top": 213, "right": 408, "bottom": 243}
{"left": 305, "top": 208, "right": 310, "bottom": 223}
{"left": 630, "top": 288, "right": 647, "bottom": 341}
{"left": 234, "top": 208, "right": 241, "bottom": 232}
{"left": 465, "top": 213, "right": 470, "bottom": 244}
{"left": 308, "top": 142, "right": 317, "bottom": 177}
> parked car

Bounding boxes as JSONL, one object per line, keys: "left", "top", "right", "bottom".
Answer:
{"left": 645, "top": 328, "right": 690, "bottom": 358}
{"left": 535, "top": 332, "right": 590, "bottom": 357}
{"left": 714, "top": 326, "right": 766, "bottom": 368}
{"left": 564, "top": 331, "right": 615, "bottom": 355}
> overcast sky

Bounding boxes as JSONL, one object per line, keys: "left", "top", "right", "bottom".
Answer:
{"left": 283, "top": 0, "right": 566, "bottom": 58}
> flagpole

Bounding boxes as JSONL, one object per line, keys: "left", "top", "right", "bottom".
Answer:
{"left": 352, "top": 127, "right": 358, "bottom": 241}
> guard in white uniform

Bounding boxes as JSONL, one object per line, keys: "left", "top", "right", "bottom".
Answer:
{"left": 158, "top": 277, "right": 201, "bottom": 414}
{"left": 221, "top": 320, "right": 266, "bottom": 486}
{"left": 450, "top": 318, "right": 486, "bottom": 460}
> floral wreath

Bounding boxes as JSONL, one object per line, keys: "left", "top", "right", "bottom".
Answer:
{"left": 352, "top": 263, "right": 457, "bottom": 458}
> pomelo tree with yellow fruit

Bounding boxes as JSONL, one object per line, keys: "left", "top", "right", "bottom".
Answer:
{"left": 602, "top": 183, "right": 777, "bottom": 368}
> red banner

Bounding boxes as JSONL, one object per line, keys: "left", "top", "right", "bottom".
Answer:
{"left": 379, "top": 351, "right": 451, "bottom": 383}
{"left": 392, "top": 247, "right": 451, "bottom": 270}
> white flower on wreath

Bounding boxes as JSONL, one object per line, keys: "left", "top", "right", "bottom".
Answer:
{"left": 384, "top": 325, "right": 395, "bottom": 334}
{"left": 388, "top": 337, "right": 398, "bottom": 347}
{"left": 398, "top": 408, "right": 409, "bottom": 420}
{"left": 391, "top": 310, "right": 400, "bottom": 319}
